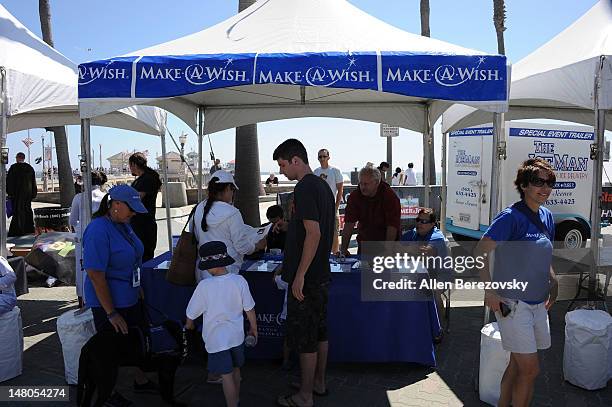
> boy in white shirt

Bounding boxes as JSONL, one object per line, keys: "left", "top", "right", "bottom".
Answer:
{"left": 186, "top": 241, "right": 257, "bottom": 407}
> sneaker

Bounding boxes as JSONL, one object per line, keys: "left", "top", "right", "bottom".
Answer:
{"left": 104, "top": 392, "right": 134, "bottom": 407}
{"left": 133, "top": 379, "right": 159, "bottom": 394}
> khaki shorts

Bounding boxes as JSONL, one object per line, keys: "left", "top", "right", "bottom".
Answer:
{"left": 495, "top": 300, "right": 551, "bottom": 354}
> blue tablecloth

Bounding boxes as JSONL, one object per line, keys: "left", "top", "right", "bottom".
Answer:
{"left": 141, "top": 252, "right": 440, "bottom": 366}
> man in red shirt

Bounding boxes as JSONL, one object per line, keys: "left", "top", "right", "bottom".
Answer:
{"left": 339, "top": 165, "right": 401, "bottom": 255}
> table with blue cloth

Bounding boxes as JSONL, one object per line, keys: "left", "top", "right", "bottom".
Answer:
{"left": 141, "top": 252, "right": 441, "bottom": 366}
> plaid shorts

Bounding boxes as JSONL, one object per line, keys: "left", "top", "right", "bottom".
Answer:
{"left": 286, "top": 282, "right": 329, "bottom": 353}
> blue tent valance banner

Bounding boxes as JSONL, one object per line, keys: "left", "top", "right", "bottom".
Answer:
{"left": 78, "top": 52, "right": 507, "bottom": 102}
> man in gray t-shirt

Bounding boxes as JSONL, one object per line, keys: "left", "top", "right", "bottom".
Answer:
{"left": 313, "top": 148, "right": 343, "bottom": 253}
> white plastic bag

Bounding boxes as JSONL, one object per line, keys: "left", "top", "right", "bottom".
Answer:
{"left": 563, "top": 309, "right": 612, "bottom": 390}
{"left": 479, "top": 322, "right": 510, "bottom": 406}
{"left": 56, "top": 308, "right": 96, "bottom": 384}
{"left": 0, "top": 306, "right": 23, "bottom": 382}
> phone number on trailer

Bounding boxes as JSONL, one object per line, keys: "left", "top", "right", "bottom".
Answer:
{"left": 545, "top": 199, "right": 575, "bottom": 205}
{"left": 0, "top": 386, "right": 69, "bottom": 401}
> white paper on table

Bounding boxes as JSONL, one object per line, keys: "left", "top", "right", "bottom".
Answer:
{"left": 155, "top": 260, "right": 171, "bottom": 270}
{"left": 244, "top": 223, "right": 272, "bottom": 247}
{"left": 247, "top": 260, "right": 280, "bottom": 272}
{"left": 330, "top": 263, "right": 342, "bottom": 273}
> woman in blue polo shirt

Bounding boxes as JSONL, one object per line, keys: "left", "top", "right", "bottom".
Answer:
{"left": 476, "top": 158, "right": 559, "bottom": 407}
{"left": 401, "top": 208, "right": 449, "bottom": 337}
{"left": 82, "top": 184, "right": 158, "bottom": 400}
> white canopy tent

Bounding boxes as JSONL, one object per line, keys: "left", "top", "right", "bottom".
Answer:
{"left": 0, "top": 4, "right": 172, "bottom": 258}
{"left": 440, "top": 0, "right": 612, "bottom": 302}
{"left": 442, "top": 0, "right": 611, "bottom": 133}
{"left": 79, "top": 0, "right": 510, "bottom": 234}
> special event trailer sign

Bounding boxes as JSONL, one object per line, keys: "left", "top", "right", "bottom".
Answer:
{"left": 447, "top": 127, "right": 493, "bottom": 231}
{"left": 502, "top": 126, "right": 593, "bottom": 222}
{"left": 78, "top": 52, "right": 507, "bottom": 102}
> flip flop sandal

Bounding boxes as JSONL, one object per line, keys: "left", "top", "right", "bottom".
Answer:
{"left": 277, "top": 394, "right": 314, "bottom": 407}
{"left": 290, "top": 382, "right": 329, "bottom": 396}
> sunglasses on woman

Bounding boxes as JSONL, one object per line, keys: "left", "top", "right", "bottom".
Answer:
{"left": 530, "top": 176, "right": 556, "bottom": 188}
{"left": 416, "top": 218, "right": 433, "bottom": 224}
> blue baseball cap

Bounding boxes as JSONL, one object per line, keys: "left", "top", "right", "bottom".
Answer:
{"left": 108, "top": 184, "right": 148, "bottom": 214}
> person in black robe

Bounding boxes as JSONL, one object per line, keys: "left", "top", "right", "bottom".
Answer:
{"left": 7, "top": 152, "right": 37, "bottom": 236}
{"left": 128, "top": 152, "right": 162, "bottom": 262}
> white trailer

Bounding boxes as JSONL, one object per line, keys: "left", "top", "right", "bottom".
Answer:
{"left": 446, "top": 122, "right": 594, "bottom": 249}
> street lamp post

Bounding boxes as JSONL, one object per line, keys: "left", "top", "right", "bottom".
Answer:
{"left": 179, "top": 132, "right": 188, "bottom": 183}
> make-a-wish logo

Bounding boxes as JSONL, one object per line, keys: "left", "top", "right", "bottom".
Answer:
{"left": 180, "top": 58, "right": 249, "bottom": 86}
{"left": 256, "top": 312, "right": 284, "bottom": 326}
{"left": 78, "top": 62, "right": 129, "bottom": 85}
{"left": 386, "top": 56, "right": 503, "bottom": 87}
{"left": 434, "top": 57, "right": 502, "bottom": 87}
{"left": 259, "top": 56, "right": 374, "bottom": 87}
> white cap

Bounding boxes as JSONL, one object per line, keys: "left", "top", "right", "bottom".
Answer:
{"left": 211, "top": 170, "right": 239, "bottom": 190}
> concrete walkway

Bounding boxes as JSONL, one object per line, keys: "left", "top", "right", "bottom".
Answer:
{"left": 4, "top": 201, "right": 611, "bottom": 406}
{"left": 3, "top": 284, "right": 611, "bottom": 406}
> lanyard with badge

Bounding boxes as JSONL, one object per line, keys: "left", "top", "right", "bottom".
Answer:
{"left": 115, "top": 222, "right": 142, "bottom": 287}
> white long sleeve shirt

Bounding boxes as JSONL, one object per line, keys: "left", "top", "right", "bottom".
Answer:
{"left": 189, "top": 200, "right": 257, "bottom": 281}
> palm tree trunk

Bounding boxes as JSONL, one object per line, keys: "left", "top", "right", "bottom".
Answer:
{"left": 234, "top": 0, "right": 261, "bottom": 226}
{"left": 420, "top": 0, "right": 430, "bottom": 37}
{"left": 39, "top": 0, "right": 74, "bottom": 207}
{"left": 493, "top": 0, "right": 507, "bottom": 55}
{"left": 419, "top": 0, "right": 436, "bottom": 186}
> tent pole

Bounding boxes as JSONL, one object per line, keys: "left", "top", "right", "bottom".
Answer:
{"left": 197, "top": 106, "right": 204, "bottom": 203}
{"left": 484, "top": 112, "right": 505, "bottom": 324}
{"left": 588, "top": 112, "right": 605, "bottom": 302}
{"left": 423, "top": 104, "right": 432, "bottom": 208}
{"left": 80, "top": 119, "right": 92, "bottom": 231}
{"left": 386, "top": 135, "right": 392, "bottom": 184}
{"left": 601, "top": 111, "right": 611, "bottom": 306}
{"left": 0, "top": 68, "right": 8, "bottom": 258}
{"left": 588, "top": 55, "right": 607, "bottom": 304}
{"left": 160, "top": 131, "right": 173, "bottom": 254}
{"left": 440, "top": 132, "right": 447, "bottom": 234}
{"left": 489, "top": 113, "right": 505, "bottom": 222}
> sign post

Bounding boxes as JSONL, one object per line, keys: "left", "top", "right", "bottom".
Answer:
{"left": 380, "top": 124, "right": 399, "bottom": 183}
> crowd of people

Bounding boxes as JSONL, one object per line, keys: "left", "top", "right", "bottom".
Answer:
{"left": 1, "top": 142, "right": 561, "bottom": 407}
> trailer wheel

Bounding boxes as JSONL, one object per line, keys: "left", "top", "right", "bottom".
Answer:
{"left": 555, "top": 221, "right": 587, "bottom": 249}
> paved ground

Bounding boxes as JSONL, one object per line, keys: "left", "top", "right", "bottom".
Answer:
{"left": 4, "top": 202, "right": 612, "bottom": 406}
{"left": 3, "top": 282, "right": 611, "bottom": 407}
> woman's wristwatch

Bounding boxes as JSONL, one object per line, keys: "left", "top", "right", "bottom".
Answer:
{"left": 107, "top": 310, "right": 118, "bottom": 320}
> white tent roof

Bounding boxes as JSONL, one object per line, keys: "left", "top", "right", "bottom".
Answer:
{"left": 442, "top": 0, "right": 612, "bottom": 133}
{"left": 0, "top": 4, "right": 166, "bottom": 135}
{"left": 79, "top": 0, "right": 509, "bottom": 133}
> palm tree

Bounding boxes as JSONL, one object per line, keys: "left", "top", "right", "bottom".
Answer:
{"left": 493, "top": 0, "right": 506, "bottom": 55}
{"left": 420, "top": 0, "right": 431, "bottom": 37}
{"left": 233, "top": 0, "right": 261, "bottom": 226}
{"left": 39, "top": 0, "right": 75, "bottom": 207}
{"left": 420, "top": 0, "right": 436, "bottom": 186}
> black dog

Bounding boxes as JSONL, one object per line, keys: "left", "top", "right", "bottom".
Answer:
{"left": 77, "top": 322, "right": 185, "bottom": 407}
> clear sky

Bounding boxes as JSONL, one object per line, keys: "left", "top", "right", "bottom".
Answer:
{"left": 1, "top": 0, "right": 601, "bottom": 179}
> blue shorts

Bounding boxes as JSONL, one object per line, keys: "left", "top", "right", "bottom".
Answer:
{"left": 208, "top": 344, "right": 245, "bottom": 375}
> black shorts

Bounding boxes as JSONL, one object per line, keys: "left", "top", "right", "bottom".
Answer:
{"left": 286, "top": 282, "right": 329, "bottom": 354}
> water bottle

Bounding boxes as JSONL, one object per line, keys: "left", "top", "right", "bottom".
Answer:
{"left": 245, "top": 334, "right": 257, "bottom": 347}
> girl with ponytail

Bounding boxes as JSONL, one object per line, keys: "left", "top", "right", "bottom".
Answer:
{"left": 191, "top": 170, "right": 267, "bottom": 281}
